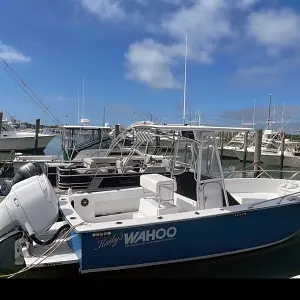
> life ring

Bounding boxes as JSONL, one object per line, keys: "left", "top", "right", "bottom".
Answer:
{"left": 278, "top": 181, "right": 300, "bottom": 196}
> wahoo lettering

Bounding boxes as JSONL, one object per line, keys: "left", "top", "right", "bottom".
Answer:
{"left": 124, "top": 227, "right": 177, "bottom": 245}
{"left": 94, "top": 226, "right": 177, "bottom": 249}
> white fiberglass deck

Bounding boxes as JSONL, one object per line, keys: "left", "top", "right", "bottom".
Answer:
{"left": 224, "top": 178, "right": 293, "bottom": 204}
{"left": 59, "top": 175, "right": 300, "bottom": 234}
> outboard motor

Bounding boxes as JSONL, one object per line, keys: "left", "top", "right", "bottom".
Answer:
{"left": 0, "top": 174, "right": 59, "bottom": 243}
{"left": 0, "top": 162, "right": 43, "bottom": 196}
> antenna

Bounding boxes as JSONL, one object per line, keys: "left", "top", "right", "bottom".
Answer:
{"left": 77, "top": 83, "right": 80, "bottom": 125}
{"left": 267, "top": 93, "right": 272, "bottom": 129}
{"left": 82, "top": 78, "right": 85, "bottom": 119}
{"left": 103, "top": 105, "right": 106, "bottom": 126}
{"left": 183, "top": 34, "right": 188, "bottom": 125}
{"left": 281, "top": 102, "right": 286, "bottom": 130}
{"left": 252, "top": 99, "right": 256, "bottom": 130}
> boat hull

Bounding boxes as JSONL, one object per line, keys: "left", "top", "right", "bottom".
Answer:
{"left": 235, "top": 150, "right": 300, "bottom": 167}
{"left": 69, "top": 201, "right": 300, "bottom": 273}
{"left": 221, "top": 148, "right": 238, "bottom": 159}
{"left": 0, "top": 135, "right": 55, "bottom": 152}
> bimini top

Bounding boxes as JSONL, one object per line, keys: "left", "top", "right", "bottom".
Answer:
{"left": 60, "top": 125, "right": 111, "bottom": 130}
{"left": 128, "top": 123, "right": 252, "bottom": 133}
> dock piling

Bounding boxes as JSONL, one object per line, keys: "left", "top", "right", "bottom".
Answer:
{"left": 253, "top": 129, "right": 263, "bottom": 178}
{"left": 220, "top": 132, "right": 224, "bottom": 159}
{"left": 114, "top": 124, "right": 120, "bottom": 139}
{"left": 34, "top": 118, "right": 40, "bottom": 155}
{"left": 0, "top": 110, "right": 3, "bottom": 137}
{"left": 280, "top": 134, "right": 285, "bottom": 178}
{"left": 242, "top": 131, "right": 248, "bottom": 168}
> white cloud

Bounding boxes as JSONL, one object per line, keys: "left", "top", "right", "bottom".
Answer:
{"left": 246, "top": 8, "right": 300, "bottom": 52}
{"left": 79, "top": 0, "right": 125, "bottom": 21}
{"left": 77, "top": 0, "right": 300, "bottom": 89}
{"left": 162, "top": 0, "right": 235, "bottom": 54}
{"left": 125, "top": 39, "right": 180, "bottom": 89}
{"left": 0, "top": 42, "right": 31, "bottom": 63}
{"left": 124, "top": 36, "right": 215, "bottom": 89}
{"left": 125, "top": 0, "right": 239, "bottom": 89}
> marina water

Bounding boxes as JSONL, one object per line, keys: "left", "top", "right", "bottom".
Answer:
{"left": 1, "top": 135, "right": 300, "bottom": 278}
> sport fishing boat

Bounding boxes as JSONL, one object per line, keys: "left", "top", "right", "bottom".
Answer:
{"left": 1, "top": 124, "right": 300, "bottom": 277}
{"left": 0, "top": 118, "right": 55, "bottom": 153}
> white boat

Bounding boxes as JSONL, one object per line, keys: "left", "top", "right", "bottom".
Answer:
{"left": 1, "top": 124, "right": 300, "bottom": 277}
{"left": 236, "top": 148, "right": 300, "bottom": 168}
{"left": 0, "top": 119, "right": 55, "bottom": 153}
{"left": 221, "top": 131, "right": 255, "bottom": 159}
{"left": 12, "top": 123, "right": 113, "bottom": 172}
{"left": 235, "top": 134, "right": 300, "bottom": 167}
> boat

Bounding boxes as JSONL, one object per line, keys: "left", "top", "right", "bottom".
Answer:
{"left": 12, "top": 123, "right": 113, "bottom": 173}
{"left": 235, "top": 131, "right": 300, "bottom": 167}
{"left": 0, "top": 118, "right": 55, "bottom": 153}
{"left": 221, "top": 130, "right": 255, "bottom": 159}
{"left": 13, "top": 121, "right": 192, "bottom": 191}
{"left": 1, "top": 123, "right": 300, "bottom": 277}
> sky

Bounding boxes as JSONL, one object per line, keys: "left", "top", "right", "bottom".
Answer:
{"left": 1, "top": 0, "right": 300, "bottom": 132}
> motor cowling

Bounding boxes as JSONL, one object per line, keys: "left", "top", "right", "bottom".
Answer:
{"left": 0, "top": 162, "right": 43, "bottom": 197}
{"left": 0, "top": 174, "right": 58, "bottom": 241}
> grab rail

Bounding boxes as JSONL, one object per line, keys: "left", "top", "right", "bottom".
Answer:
{"left": 248, "top": 191, "right": 300, "bottom": 209}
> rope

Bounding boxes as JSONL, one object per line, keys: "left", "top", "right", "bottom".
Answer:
{"left": 0, "top": 221, "right": 85, "bottom": 279}
{"left": 0, "top": 150, "right": 15, "bottom": 173}
{"left": 0, "top": 56, "right": 62, "bottom": 125}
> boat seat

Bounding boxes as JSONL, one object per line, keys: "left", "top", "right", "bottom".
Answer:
{"left": 140, "top": 173, "right": 177, "bottom": 197}
{"left": 138, "top": 174, "right": 178, "bottom": 216}
{"left": 138, "top": 197, "right": 178, "bottom": 217}
{"left": 83, "top": 157, "right": 118, "bottom": 169}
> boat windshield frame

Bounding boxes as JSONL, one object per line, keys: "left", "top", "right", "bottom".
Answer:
{"left": 112, "top": 124, "right": 251, "bottom": 209}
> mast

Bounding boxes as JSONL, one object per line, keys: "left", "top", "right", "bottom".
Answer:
{"left": 198, "top": 109, "right": 201, "bottom": 125}
{"left": 77, "top": 83, "right": 80, "bottom": 125}
{"left": 82, "top": 78, "right": 85, "bottom": 120}
{"left": 103, "top": 105, "right": 106, "bottom": 126}
{"left": 267, "top": 93, "right": 272, "bottom": 129}
{"left": 183, "top": 34, "right": 188, "bottom": 125}
{"left": 281, "top": 102, "right": 286, "bottom": 132}
{"left": 252, "top": 99, "right": 256, "bottom": 131}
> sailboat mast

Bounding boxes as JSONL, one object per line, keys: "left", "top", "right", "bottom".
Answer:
{"left": 82, "top": 78, "right": 85, "bottom": 120}
{"left": 77, "top": 83, "right": 80, "bottom": 125}
{"left": 103, "top": 105, "right": 106, "bottom": 126}
{"left": 267, "top": 93, "right": 272, "bottom": 129}
{"left": 252, "top": 99, "right": 256, "bottom": 131}
{"left": 281, "top": 102, "right": 286, "bottom": 131}
{"left": 183, "top": 34, "right": 188, "bottom": 125}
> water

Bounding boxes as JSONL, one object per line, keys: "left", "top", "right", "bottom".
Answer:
{"left": 1, "top": 136, "right": 300, "bottom": 278}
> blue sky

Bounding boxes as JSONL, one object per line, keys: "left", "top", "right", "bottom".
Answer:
{"left": 1, "top": 0, "right": 300, "bottom": 131}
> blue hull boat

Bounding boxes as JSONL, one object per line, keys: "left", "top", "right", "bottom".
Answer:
{"left": 1, "top": 123, "right": 300, "bottom": 277}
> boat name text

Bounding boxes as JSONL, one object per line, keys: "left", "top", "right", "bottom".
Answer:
{"left": 94, "top": 226, "right": 177, "bottom": 250}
